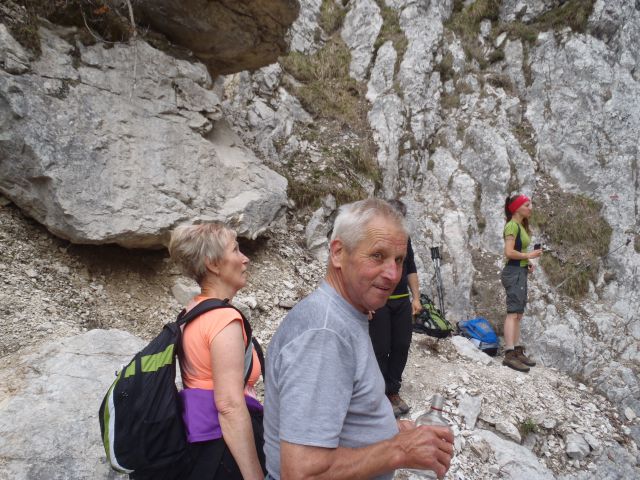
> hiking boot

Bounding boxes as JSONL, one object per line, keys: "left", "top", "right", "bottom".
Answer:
{"left": 502, "top": 349, "right": 530, "bottom": 372}
{"left": 514, "top": 345, "right": 536, "bottom": 367}
{"left": 388, "top": 393, "right": 410, "bottom": 416}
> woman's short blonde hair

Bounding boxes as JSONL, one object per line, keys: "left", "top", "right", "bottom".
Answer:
{"left": 168, "top": 222, "right": 236, "bottom": 284}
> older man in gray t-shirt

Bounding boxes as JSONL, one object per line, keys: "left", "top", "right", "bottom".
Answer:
{"left": 263, "top": 199, "right": 454, "bottom": 480}
{"left": 264, "top": 281, "right": 398, "bottom": 480}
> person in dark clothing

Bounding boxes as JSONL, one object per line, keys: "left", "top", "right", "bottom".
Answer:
{"left": 369, "top": 200, "right": 422, "bottom": 417}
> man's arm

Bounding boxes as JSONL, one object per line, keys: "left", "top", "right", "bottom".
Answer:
{"left": 408, "top": 272, "right": 422, "bottom": 315}
{"left": 280, "top": 425, "right": 454, "bottom": 480}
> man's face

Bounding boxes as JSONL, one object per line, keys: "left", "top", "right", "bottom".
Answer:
{"left": 333, "top": 216, "right": 407, "bottom": 313}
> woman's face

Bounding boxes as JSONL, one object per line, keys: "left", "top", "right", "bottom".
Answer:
{"left": 517, "top": 200, "right": 533, "bottom": 218}
{"left": 216, "top": 236, "right": 249, "bottom": 291}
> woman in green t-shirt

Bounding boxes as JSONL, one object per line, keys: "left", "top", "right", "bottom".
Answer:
{"left": 500, "top": 194, "right": 542, "bottom": 372}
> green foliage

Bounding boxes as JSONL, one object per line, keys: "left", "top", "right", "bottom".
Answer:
{"left": 519, "top": 418, "right": 539, "bottom": 436}
{"left": 534, "top": 0, "right": 595, "bottom": 34}
{"left": 447, "top": 0, "right": 500, "bottom": 39}
{"left": 285, "top": 168, "right": 367, "bottom": 209}
{"left": 488, "top": 48, "right": 505, "bottom": 64}
{"left": 446, "top": 0, "right": 595, "bottom": 73}
{"left": 340, "top": 143, "right": 381, "bottom": 185}
{"left": 497, "top": 0, "right": 596, "bottom": 45}
{"left": 446, "top": 0, "right": 501, "bottom": 68}
{"left": 532, "top": 191, "right": 612, "bottom": 299}
{"left": 499, "top": 22, "right": 539, "bottom": 44}
{"left": 474, "top": 184, "right": 486, "bottom": 233}
{"left": 374, "top": 0, "right": 408, "bottom": 69}
{"left": 441, "top": 92, "right": 461, "bottom": 110}
{"left": 281, "top": 38, "right": 364, "bottom": 126}
{"left": 512, "top": 120, "right": 537, "bottom": 159}
{"left": 279, "top": 20, "right": 381, "bottom": 210}
{"left": 485, "top": 73, "right": 514, "bottom": 94}
{"left": 435, "top": 51, "right": 455, "bottom": 83}
{"left": 319, "top": 0, "right": 346, "bottom": 35}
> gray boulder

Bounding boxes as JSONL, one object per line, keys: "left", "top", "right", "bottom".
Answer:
{"left": 475, "top": 429, "right": 556, "bottom": 480}
{"left": 341, "top": 0, "right": 383, "bottom": 81}
{"left": 0, "top": 26, "right": 287, "bottom": 248}
{"left": 288, "top": 0, "right": 322, "bottom": 54}
{"left": 0, "top": 329, "right": 144, "bottom": 479}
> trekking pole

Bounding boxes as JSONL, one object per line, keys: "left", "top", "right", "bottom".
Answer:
{"left": 430, "top": 247, "right": 446, "bottom": 318}
{"left": 555, "top": 238, "right": 631, "bottom": 289}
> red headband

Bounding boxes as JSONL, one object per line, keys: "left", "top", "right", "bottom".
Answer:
{"left": 508, "top": 195, "right": 530, "bottom": 214}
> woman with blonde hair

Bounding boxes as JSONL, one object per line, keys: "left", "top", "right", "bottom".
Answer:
{"left": 501, "top": 194, "right": 542, "bottom": 373}
{"left": 169, "top": 222, "right": 265, "bottom": 480}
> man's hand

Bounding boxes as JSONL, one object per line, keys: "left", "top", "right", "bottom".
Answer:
{"left": 411, "top": 297, "right": 422, "bottom": 316}
{"left": 397, "top": 419, "right": 415, "bottom": 432}
{"left": 392, "top": 425, "right": 454, "bottom": 479}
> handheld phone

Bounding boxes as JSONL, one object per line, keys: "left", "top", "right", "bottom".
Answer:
{"left": 534, "top": 243, "right": 542, "bottom": 250}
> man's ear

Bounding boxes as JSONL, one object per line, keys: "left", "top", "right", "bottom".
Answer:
{"left": 329, "top": 238, "right": 345, "bottom": 269}
{"left": 205, "top": 258, "right": 219, "bottom": 276}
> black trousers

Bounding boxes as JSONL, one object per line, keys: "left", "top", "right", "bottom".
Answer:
{"left": 369, "top": 297, "right": 413, "bottom": 395}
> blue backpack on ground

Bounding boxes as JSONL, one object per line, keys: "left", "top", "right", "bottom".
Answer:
{"left": 456, "top": 317, "right": 499, "bottom": 356}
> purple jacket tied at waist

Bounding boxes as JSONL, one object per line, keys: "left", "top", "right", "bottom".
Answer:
{"left": 180, "top": 388, "right": 264, "bottom": 443}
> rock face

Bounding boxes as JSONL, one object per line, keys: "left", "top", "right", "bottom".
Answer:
{"left": 132, "top": 0, "right": 300, "bottom": 75}
{"left": 216, "top": 0, "right": 640, "bottom": 433}
{"left": 341, "top": 0, "right": 383, "bottom": 81}
{"left": 0, "top": 329, "right": 145, "bottom": 479}
{"left": 0, "top": 25, "right": 287, "bottom": 248}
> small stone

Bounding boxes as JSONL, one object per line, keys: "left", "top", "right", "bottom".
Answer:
{"left": 496, "top": 420, "right": 521, "bottom": 443}
{"left": 624, "top": 407, "right": 636, "bottom": 421}
{"left": 470, "top": 438, "right": 491, "bottom": 462}
{"left": 278, "top": 299, "right": 296, "bottom": 309}
{"left": 566, "top": 433, "right": 590, "bottom": 460}
{"left": 584, "top": 433, "right": 602, "bottom": 451}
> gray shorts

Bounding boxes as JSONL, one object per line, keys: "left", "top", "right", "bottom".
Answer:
{"left": 501, "top": 264, "right": 528, "bottom": 314}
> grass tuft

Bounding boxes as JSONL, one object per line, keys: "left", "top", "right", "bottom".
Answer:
{"left": 319, "top": 0, "right": 346, "bottom": 35}
{"left": 532, "top": 187, "right": 612, "bottom": 299}
{"left": 519, "top": 418, "right": 539, "bottom": 437}
{"left": 281, "top": 38, "right": 364, "bottom": 126}
{"left": 374, "top": 0, "right": 408, "bottom": 71}
{"left": 278, "top": 7, "right": 381, "bottom": 210}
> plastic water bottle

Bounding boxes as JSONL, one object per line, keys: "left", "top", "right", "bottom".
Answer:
{"left": 408, "top": 394, "right": 451, "bottom": 479}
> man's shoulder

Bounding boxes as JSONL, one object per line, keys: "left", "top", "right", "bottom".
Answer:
{"left": 275, "top": 287, "right": 353, "bottom": 341}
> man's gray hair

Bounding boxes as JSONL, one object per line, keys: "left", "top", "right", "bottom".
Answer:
{"left": 168, "top": 222, "right": 236, "bottom": 284}
{"left": 330, "top": 198, "right": 408, "bottom": 251}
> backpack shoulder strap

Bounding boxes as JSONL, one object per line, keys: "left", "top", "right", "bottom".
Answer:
{"left": 176, "top": 298, "right": 230, "bottom": 327}
{"left": 176, "top": 298, "right": 265, "bottom": 385}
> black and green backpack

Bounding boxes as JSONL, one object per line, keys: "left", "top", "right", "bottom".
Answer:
{"left": 413, "top": 293, "right": 454, "bottom": 338}
{"left": 98, "top": 298, "right": 263, "bottom": 479}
